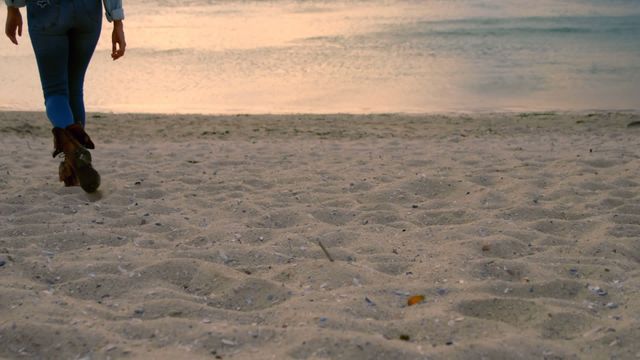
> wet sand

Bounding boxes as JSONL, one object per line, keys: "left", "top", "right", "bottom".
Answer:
{"left": 1, "top": 111, "right": 639, "bottom": 359}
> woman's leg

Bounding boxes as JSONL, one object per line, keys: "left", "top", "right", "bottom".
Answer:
{"left": 29, "top": 30, "right": 76, "bottom": 129}
{"left": 29, "top": 0, "right": 102, "bottom": 129}
{"left": 68, "top": 15, "right": 102, "bottom": 127}
{"left": 27, "top": 0, "right": 76, "bottom": 129}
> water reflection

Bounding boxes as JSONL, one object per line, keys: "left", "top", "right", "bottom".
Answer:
{"left": 1, "top": 1, "right": 639, "bottom": 113}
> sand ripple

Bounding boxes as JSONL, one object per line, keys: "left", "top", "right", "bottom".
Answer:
{"left": 0, "top": 112, "right": 639, "bottom": 359}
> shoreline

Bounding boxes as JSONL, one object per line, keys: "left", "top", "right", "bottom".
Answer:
{"left": 2, "top": 110, "right": 639, "bottom": 140}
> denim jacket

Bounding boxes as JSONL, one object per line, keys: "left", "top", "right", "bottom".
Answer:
{"left": 5, "top": 0, "right": 124, "bottom": 22}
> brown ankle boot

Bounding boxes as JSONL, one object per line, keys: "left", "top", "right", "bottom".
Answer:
{"left": 52, "top": 128, "right": 79, "bottom": 187}
{"left": 52, "top": 127, "right": 100, "bottom": 193}
{"left": 52, "top": 124, "right": 95, "bottom": 158}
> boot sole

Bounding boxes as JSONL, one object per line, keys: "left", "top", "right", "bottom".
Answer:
{"left": 75, "top": 148, "right": 100, "bottom": 193}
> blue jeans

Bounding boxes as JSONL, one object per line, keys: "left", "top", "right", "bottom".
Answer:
{"left": 27, "top": 0, "right": 102, "bottom": 128}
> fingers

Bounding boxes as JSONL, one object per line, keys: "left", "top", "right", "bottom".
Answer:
{"left": 5, "top": 22, "right": 16, "bottom": 44}
{"left": 111, "top": 42, "right": 122, "bottom": 60}
{"left": 7, "top": 31, "right": 18, "bottom": 45}
{"left": 111, "top": 42, "right": 126, "bottom": 60}
{"left": 117, "top": 40, "right": 126, "bottom": 58}
{"left": 111, "top": 37, "right": 126, "bottom": 60}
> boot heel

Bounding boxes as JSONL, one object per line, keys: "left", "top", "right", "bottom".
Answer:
{"left": 59, "top": 161, "right": 79, "bottom": 186}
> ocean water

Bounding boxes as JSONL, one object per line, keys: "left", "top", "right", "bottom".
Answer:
{"left": 1, "top": 0, "right": 639, "bottom": 114}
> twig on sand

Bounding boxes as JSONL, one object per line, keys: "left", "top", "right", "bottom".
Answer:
{"left": 317, "top": 240, "right": 334, "bottom": 262}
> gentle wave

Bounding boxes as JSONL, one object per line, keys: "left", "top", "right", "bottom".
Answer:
{"left": 406, "top": 15, "right": 640, "bottom": 37}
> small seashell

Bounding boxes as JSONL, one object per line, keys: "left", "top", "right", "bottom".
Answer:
{"left": 222, "top": 339, "right": 237, "bottom": 346}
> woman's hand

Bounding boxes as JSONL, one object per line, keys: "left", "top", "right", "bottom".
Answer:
{"left": 5, "top": 7, "right": 22, "bottom": 45}
{"left": 111, "top": 20, "right": 126, "bottom": 60}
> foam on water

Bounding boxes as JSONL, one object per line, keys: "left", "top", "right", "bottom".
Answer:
{"left": 1, "top": 0, "right": 639, "bottom": 113}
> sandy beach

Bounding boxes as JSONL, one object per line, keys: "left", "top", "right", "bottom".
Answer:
{"left": 0, "top": 111, "right": 639, "bottom": 359}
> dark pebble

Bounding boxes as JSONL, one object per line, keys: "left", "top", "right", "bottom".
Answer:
{"left": 364, "top": 297, "right": 376, "bottom": 306}
{"left": 446, "top": 341, "right": 453, "bottom": 346}
{"left": 0, "top": 260, "right": 5, "bottom": 267}
{"left": 436, "top": 288, "right": 448, "bottom": 296}
{"left": 134, "top": 308, "right": 145, "bottom": 316}
{"left": 399, "top": 334, "right": 410, "bottom": 341}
